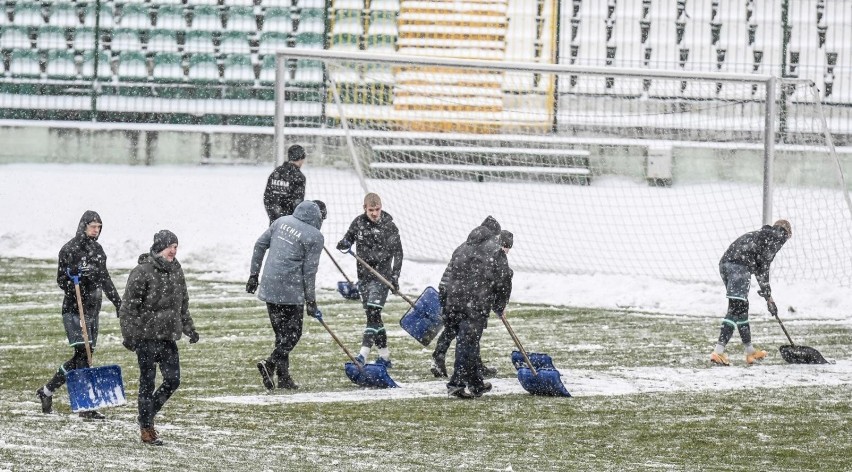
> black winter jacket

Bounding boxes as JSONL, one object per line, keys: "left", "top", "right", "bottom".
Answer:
{"left": 340, "top": 212, "right": 404, "bottom": 284}
{"left": 57, "top": 210, "right": 121, "bottom": 316}
{"left": 263, "top": 162, "right": 306, "bottom": 223}
{"left": 720, "top": 224, "right": 789, "bottom": 296}
{"left": 441, "top": 217, "right": 512, "bottom": 316}
{"left": 119, "top": 252, "right": 196, "bottom": 343}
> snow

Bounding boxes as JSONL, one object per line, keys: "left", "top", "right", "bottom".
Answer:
{"left": 3, "top": 162, "right": 852, "bottom": 320}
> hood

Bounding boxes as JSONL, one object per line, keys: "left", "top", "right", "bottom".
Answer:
{"left": 292, "top": 200, "right": 323, "bottom": 230}
{"left": 76, "top": 210, "right": 102, "bottom": 241}
{"left": 466, "top": 224, "right": 496, "bottom": 245}
{"left": 480, "top": 215, "right": 501, "bottom": 236}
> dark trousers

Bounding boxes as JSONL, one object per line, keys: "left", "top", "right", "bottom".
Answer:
{"left": 433, "top": 313, "right": 488, "bottom": 371}
{"left": 45, "top": 345, "right": 91, "bottom": 392}
{"left": 447, "top": 311, "right": 487, "bottom": 391}
{"left": 267, "top": 303, "right": 303, "bottom": 379}
{"left": 136, "top": 340, "right": 181, "bottom": 428}
{"left": 718, "top": 298, "right": 751, "bottom": 345}
{"left": 361, "top": 306, "right": 387, "bottom": 349}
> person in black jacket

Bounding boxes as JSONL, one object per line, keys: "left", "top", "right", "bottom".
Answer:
{"left": 36, "top": 210, "right": 122, "bottom": 419}
{"left": 442, "top": 216, "right": 512, "bottom": 399}
{"left": 263, "top": 144, "right": 307, "bottom": 225}
{"left": 430, "top": 229, "right": 513, "bottom": 378}
{"left": 336, "top": 193, "right": 403, "bottom": 368}
{"left": 711, "top": 219, "right": 792, "bottom": 366}
{"left": 120, "top": 230, "right": 199, "bottom": 446}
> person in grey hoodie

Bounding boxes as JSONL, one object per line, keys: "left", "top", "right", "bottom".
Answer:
{"left": 120, "top": 230, "right": 199, "bottom": 446}
{"left": 246, "top": 200, "right": 325, "bottom": 391}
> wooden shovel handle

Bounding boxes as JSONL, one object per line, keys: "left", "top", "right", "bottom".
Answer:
{"left": 348, "top": 251, "right": 416, "bottom": 309}
{"left": 500, "top": 313, "right": 538, "bottom": 376}
{"left": 323, "top": 246, "right": 355, "bottom": 284}
{"left": 316, "top": 316, "right": 364, "bottom": 373}
{"left": 773, "top": 311, "right": 797, "bottom": 346}
{"left": 74, "top": 282, "right": 93, "bottom": 367}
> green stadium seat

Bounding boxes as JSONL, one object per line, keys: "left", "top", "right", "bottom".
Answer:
{"left": 117, "top": 51, "right": 149, "bottom": 81}
{"left": 8, "top": 49, "right": 42, "bottom": 78}
{"left": 45, "top": 50, "right": 78, "bottom": 79}
{"left": 258, "top": 31, "right": 289, "bottom": 54}
{"left": 292, "top": 59, "right": 323, "bottom": 85}
{"left": 258, "top": 53, "right": 276, "bottom": 85}
{"left": 187, "top": 53, "right": 220, "bottom": 84}
{"left": 118, "top": 4, "right": 152, "bottom": 29}
{"left": 147, "top": 29, "right": 180, "bottom": 53}
{"left": 294, "top": 32, "right": 324, "bottom": 49}
{"left": 219, "top": 30, "right": 251, "bottom": 54}
{"left": 365, "top": 33, "right": 396, "bottom": 53}
{"left": 222, "top": 54, "right": 255, "bottom": 85}
{"left": 1, "top": 26, "right": 33, "bottom": 50}
{"left": 191, "top": 6, "right": 222, "bottom": 31}
{"left": 225, "top": 6, "right": 257, "bottom": 32}
{"left": 184, "top": 30, "right": 216, "bottom": 54}
{"left": 13, "top": 2, "right": 45, "bottom": 27}
{"left": 331, "top": 9, "right": 363, "bottom": 35}
{"left": 110, "top": 28, "right": 143, "bottom": 53}
{"left": 261, "top": 7, "right": 292, "bottom": 33}
{"left": 72, "top": 27, "right": 96, "bottom": 51}
{"left": 329, "top": 33, "right": 359, "bottom": 51}
{"left": 83, "top": 3, "right": 115, "bottom": 29}
{"left": 155, "top": 5, "right": 188, "bottom": 30}
{"left": 152, "top": 52, "right": 185, "bottom": 82}
{"left": 80, "top": 51, "right": 112, "bottom": 80}
{"left": 48, "top": 3, "right": 81, "bottom": 28}
{"left": 36, "top": 25, "right": 68, "bottom": 51}
{"left": 298, "top": 9, "right": 326, "bottom": 34}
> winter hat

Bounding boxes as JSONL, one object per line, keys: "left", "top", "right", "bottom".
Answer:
{"left": 481, "top": 215, "right": 501, "bottom": 235}
{"left": 151, "top": 230, "right": 179, "bottom": 254}
{"left": 312, "top": 200, "right": 327, "bottom": 220}
{"left": 773, "top": 219, "right": 792, "bottom": 238}
{"left": 288, "top": 144, "right": 306, "bottom": 162}
{"left": 499, "top": 230, "right": 514, "bottom": 249}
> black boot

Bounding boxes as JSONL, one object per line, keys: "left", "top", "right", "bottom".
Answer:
{"left": 79, "top": 410, "right": 106, "bottom": 420}
{"left": 277, "top": 376, "right": 299, "bottom": 390}
{"left": 257, "top": 360, "right": 274, "bottom": 391}
{"left": 430, "top": 356, "right": 447, "bottom": 378}
{"left": 36, "top": 387, "right": 53, "bottom": 414}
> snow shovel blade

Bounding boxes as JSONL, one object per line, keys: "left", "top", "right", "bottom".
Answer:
{"left": 344, "top": 362, "right": 399, "bottom": 388}
{"left": 517, "top": 367, "right": 571, "bottom": 397}
{"left": 399, "top": 286, "right": 443, "bottom": 346}
{"left": 337, "top": 281, "right": 360, "bottom": 300}
{"left": 511, "top": 350, "right": 555, "bottom": 370}
{"left": 66, "top": 365, "right": 127, "bottom": 412}
{"left": 779, "top": 345, "right": 829, "bottom": 364}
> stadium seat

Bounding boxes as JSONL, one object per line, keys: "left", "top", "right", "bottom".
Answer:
{"left": 329, "top": 33, "right": 359, "bottom": 51}
{"left": 365, "top": 34, "right": 396, "bottom": 53}
{"left": 191, "top": 6, "right": 222, "bottom": 31}
{"left": 298, "top": 9, "right": 326, "bottom": 34}
{"left": 222, "top": 54, "right": 255, "bottom": 84}
{"left": 118, "top": 4, "right": 152, "bottom": 29}
{"left": 47, "top": 3, "right": 81, "bottom": 28}
{"left": 219, "top": 31, "right": 251, "bottom": 54}
{"left": 151, "top": 52, "right": 186, "bottom": 82}
{"left": 0, "top": 26, "right": 32, "bottom": 50}
{"left": 367, "top": 11, "right": 398, "bottom": 36}
{"left": 72, "top": 27, "right": 96, "bottom": 51}
{"left": 80, "top": 50, "right": 113, "bottom": 80}
{"left": 146, "top": 29, "right": 180, "bottom": 53}
{"left": 155, "top": 5, "right": 188, "bottom": 30}
{"left": 261, "top": 8, "right": 292, "bottom": 33}
{"left": 294, "top": 32, "right": 324, "bottom": 49}
{"left": 331, "top": 10, "right": 363, "bottom": 35}
{"left": 300, "top": 0, "right": 326, "bottom": 9}
{"left": 225, "top": 6, "right": 257, "bottom": 32}
{"left": 117, "top": 51, "right": 149, "bottom": 81}
{"left": 292, "top": 59, "right": 323, "bottom": 85}
{"left": 8, "top": 49, "right": 42, "bottom": 78}
{"left": 258, "top": 53, "right": 276, "bottom": 84}
{"left": 257, "top": 31, "right": 290, "bottom": 55}
{"left": 45, "top": 49, "right": 78, "bottom": 79}
{"left": 187, "top": 53, "right": 220, "bottom": 83}
{"left": 370, "top": 0, "right": 400, "bottom": 12}
{"left": 110, "top": 28, "right": 143, "bottom": 53}
{"left": 13, "top": 2, "right": 45, "bottom": 27}
{"left": 184, "top": 30, "right": 216, "bottom": 54}
{"left": 35, "top": 25, "right": 68, "bottom": 51}
{"left": 82, "top": 3, "right": 115, "bottom": 29}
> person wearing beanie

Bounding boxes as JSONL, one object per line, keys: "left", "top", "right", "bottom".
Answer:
{"left": 711, "top": 219, "right": 792, "bottom": 366}
{"left": 247, "top": 200, "right": 324, "bottom": 391}
{"left": 263, "top": 144, "right": 308, "bottom": 225}
{"left": 438, "top": 216, "right": 512, "bottom": 399}
{"left": 431, "top": 225, "right": 512, "bottom": 380}
{"left": 37, "top": 210, "right": 123, "bottom": 420}
{"left": 120, "top": 230, "right": 199, "bottom": 446}
{"left": 335, "top": 193, "right": 404, "bottom": 368}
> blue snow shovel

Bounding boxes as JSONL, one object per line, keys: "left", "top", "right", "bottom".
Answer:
{"left": 344, "top": 249, "right": 443, "bottom": 346}
{"left": 511, "top": 350, "right": 556, "bottom": 371}
{"left": 66, "top": 274, "right": 127, "bottom": 412}
{"left": 314, "top": 313, "right": 398, "bottom": 389}
{"left": 323, "top": 246, "right": 360, "bottom": 300}
{"left": 500, "top": 313, "right": 570, "bottom": 397}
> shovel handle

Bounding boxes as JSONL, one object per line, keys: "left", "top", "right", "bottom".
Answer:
{"left": 347, "top": 250, "right": 416, "bottom": 309}
{"left": 316, "top": 316, "right": 364, "bottom": 373}
{"left": 73, "top": 282, "right": 93, "bottom": 368}
{"left": 773, "top": 310, "right": 797, "bottom": 346}
{"left": 323, "top": 246, "right": 355, "bottom": 284}
{"left": 500, "top": 314, "right": 538, "bottom": 376}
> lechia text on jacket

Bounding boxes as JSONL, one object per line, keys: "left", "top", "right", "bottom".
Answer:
{"left": 276, "top": 223, "right": 302, "bottom": 242}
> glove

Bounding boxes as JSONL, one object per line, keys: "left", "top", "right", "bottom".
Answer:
{"left": 310, "top": 308, "right": 323, "bottom": 320}
{"left": 767, "top": 300, "right": 778, "bottom": 318}
{"left": 122, "top": 339, "right": 136, "bottom": 352}
{"left": 188, "top": 331, "right": 200, "bottom": 344}
{"left": 246, "top": 274, "right": 259, "bottom": 294}
{"left": 305, "top": 300, "right": 318, "bottom": 317}
{"left": 390, "top": 275, "right": 399, "bottom": 292}
{"left": 336, "top": 239, "right": 352, "bottom": 252}
{"left": 757, "top": 287, "right": 771, "bottom": 299}
{"left": 494, "top": 310, "right": 505, "bottom": 319}
{"left": 65, "top": 268, "right": 81, "bottom": 285}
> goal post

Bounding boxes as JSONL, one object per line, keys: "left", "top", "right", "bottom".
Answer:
{"left": 274, "top": 49, "right": 852, "bottom": 287}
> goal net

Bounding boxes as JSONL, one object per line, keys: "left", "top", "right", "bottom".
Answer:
{"left": 276, "top": 50, "right": 852, "bottom": 287}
